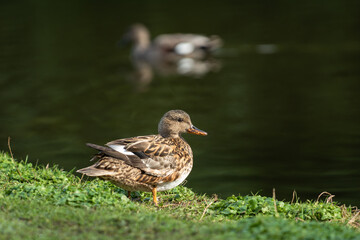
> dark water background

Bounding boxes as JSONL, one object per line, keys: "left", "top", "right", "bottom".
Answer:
{"left": 1, "top": 1, "right": 359, "bottom": 205}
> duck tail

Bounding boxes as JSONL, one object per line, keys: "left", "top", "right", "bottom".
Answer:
{"left": 86, "top": 143, "right": 109, "bottom": 152}
{"left": 76, "top": 165, "right": 116, "bottom": 177}
{"left": 208, "top": 35, "right": 223, "bottom": 51}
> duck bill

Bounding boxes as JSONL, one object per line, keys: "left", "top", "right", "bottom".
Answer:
{"left": 187, "top": 126, "right": 208, "bottom": 136}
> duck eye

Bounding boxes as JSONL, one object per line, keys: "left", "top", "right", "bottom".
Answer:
{"left": 177, "top": 118, "right": 183, "bottom": 122}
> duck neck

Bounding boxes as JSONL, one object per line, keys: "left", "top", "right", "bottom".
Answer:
{"left": 158, "top": 123, "right": 181, "bottom": 138}
{"left": 134, "top": 30, "right": 150, "bottom": 51}
{"left": 160, "top": 131, "right": 180, "bottom": 139}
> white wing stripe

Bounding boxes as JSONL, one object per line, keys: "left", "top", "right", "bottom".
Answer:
{"left": 175, "top": 42, "right": 195, "bottom": 55}
{"left": 108, "top": 145, "right": 135, "bottom": 156}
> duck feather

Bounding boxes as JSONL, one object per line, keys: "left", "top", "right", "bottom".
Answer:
{"left": 94, "top": 135, "right": 179, "bottom": 178}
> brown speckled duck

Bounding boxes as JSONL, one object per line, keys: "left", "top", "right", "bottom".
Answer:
{"left": 122, "top": 23, "right": 222, "bottom": 61}
{"left": 77, "top": 110, "right": 207, "bottom": 206}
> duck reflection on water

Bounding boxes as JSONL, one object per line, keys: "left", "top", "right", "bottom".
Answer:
{"left": 121, "top": 23, "right": 223, "bottom": 91}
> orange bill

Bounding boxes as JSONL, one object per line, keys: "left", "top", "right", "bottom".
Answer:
{"left": 187, "top": 126, "right": 208, "bottom": 136}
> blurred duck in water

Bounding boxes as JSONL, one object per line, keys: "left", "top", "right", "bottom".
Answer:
{"left": 121, "top": 23, "right": 223, "bottom": 62}
{"left": 121, "top": 23, "right": 223, "bottom": 91}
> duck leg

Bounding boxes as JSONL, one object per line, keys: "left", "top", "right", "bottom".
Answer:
{"left": 152, "top": 187, "right": 158, "bottom": 206}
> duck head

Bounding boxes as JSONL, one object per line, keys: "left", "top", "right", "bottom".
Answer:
{"left": 158, "top": 110, "right": 207, "bottom": 138}
{"left": 122, "top": 23, "right": 150, "bottom": 49}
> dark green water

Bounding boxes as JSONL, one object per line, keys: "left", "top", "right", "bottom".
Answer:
{"left": 1, "top": 1, "right": 359, "bottom": 205}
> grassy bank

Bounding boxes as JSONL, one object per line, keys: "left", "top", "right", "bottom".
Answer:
{"left": 0, "top": 151, "right": 359, "bottom": 240}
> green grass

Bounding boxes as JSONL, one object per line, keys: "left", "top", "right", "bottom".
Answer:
{"left": 0, "top": 151, "right": 359, "bottom": 240}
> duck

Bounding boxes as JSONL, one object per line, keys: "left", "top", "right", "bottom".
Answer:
{"left": 121, "top": 23, "right": 222, "bottom": 62}
{"left": 77, "top": 110, "right": 207, "bottom": 206}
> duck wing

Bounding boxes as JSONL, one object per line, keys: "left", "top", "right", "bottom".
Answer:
{"left": 154, "top": 34, "right": 222, "bottom": 54}
{"left": 102, "top": 135, "right": 178, "bottom": 177}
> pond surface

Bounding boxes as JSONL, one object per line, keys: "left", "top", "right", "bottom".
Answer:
{"left": 1, "top": 1, "right": 359, "bottom": 205}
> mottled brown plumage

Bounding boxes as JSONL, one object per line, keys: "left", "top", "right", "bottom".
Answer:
{"left": 77, "top": 110, "right": 207, "bottom": 205}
